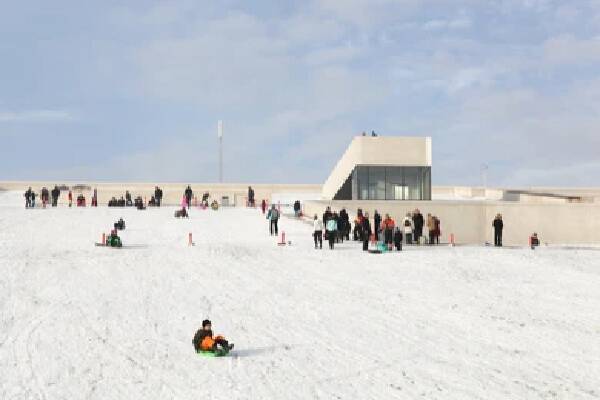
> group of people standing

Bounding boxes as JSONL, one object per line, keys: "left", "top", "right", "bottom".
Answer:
{"left": 24, "top": 186, "right": 99, "bottom": 208}
{"left": 396, "top": 210, "right": 441, "bottom": 245}
{"left": 314, "top": 208, "right": 442, "bottom": 251}
{"left": 313, "top": 207, "right": 351, "bottom": 249}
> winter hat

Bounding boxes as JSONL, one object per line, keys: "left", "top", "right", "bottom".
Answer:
{"left": 202, "top": 319, "right": 211, "bottom": 328}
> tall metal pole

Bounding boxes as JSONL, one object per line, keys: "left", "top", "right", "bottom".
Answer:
{"left": 218, "top": 120, "right": 223, "bottom": 183}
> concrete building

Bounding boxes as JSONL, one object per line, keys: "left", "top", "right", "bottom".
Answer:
{"left": 305, "top": 135, "right": 600, "bottom": 246}
{"left": 323, "top": 136, "right": 432, "bottom": 201}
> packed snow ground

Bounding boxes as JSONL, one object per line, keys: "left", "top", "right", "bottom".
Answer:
{"left": 1, "top": 191, "right": 599, "bottom": 400}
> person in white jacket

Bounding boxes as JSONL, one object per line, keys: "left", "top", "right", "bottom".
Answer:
{"left": 402, "top": 213, "right": 414, "bottom": 245}
{"left": 313, "top": 215, "right": 324, "bottom": 249}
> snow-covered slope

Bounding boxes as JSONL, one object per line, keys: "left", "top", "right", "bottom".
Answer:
{"left": 1, "top": 191, "right": 599, "bottom": 399}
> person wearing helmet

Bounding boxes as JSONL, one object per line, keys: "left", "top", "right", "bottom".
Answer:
{"left": 192, "top": 320, "right": 233, "bottom": 354}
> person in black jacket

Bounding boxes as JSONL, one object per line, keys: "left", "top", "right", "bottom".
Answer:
{"left": 353, "top": 209, "right": 364, "bottom": 241}
{"left": 493, "top": 214, "right": 504, "bottom": 247}
{"left": 361, "top": 212, "right": 372, "bottom": 251}
{"left": 51, "top": 186, "right": 60, "bottom": 207}
{"left": 393, "top": 227, "right": 403, "bottom": 251}
{"left": 322, "top": 206, "right": 332, "bottom": 224}
{"left": 192, "top": 319, "right": 234, "bottom": 353}
{"left": 339, "top": 209, "right": 350, "bottom": 240}
{"left": 184, "top": 185, "right": 193, "bottom": 209}
{"left": 412, "top": 209, "right": 424, "bottom": 245}
{"left": 332, "top": 212, "right": 342, "bottom": 243}
{"left": 373, "top": 211, "right": 381, "bottom": 241}
{"left": 293, "top": 200, "right": 301, "bottom": 217}
{"left": 322, "top": 206, "right": 333, "bottom": 240}
{"left": 24, "top": 187, "right": 32, "bottom": 208}
{"left": 154, "top": 186, "right": 163, "bottom": 207}
{"left": 248, "top": 186, "right": 255, "bottom": 207}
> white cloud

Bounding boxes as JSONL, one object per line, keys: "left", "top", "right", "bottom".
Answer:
{"left": 0, "top": 110, "right": 75, "bottom": 123}
{"left": 423, "top": 16, "right": 471, "bottom": 31}
{"left": 543, "top": 35, "right": 600, "bottom": 65}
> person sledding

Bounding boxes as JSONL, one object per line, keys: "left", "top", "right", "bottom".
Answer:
{"left": 192, "top": 319, "right": 234, "bottom": 356}
{"left": 114, "top": 218, "right": 126, "bottom": 230}
{"left": 105, "top": 229, "right": 122, "bottom": 247}
{"left": 174, "top": 207, "right": 188, "bottom": 218}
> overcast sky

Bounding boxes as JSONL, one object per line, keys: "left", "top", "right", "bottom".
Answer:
{"left": 1, "top": 0, "right": 600, "bottom": 186}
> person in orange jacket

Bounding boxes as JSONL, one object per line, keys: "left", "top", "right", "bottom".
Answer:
{"left": 192, "top": 319, "right": 234, "bottom": 353}
{"left": 380, "top": 214, "right": 395, "bottom": 250}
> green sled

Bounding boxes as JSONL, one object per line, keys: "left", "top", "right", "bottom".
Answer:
{"left": 197, "top": 349, "right": 229, "bottom": 357}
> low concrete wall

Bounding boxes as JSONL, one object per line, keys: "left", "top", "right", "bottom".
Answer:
{"left": 303, "top": 200, "right": 600, "bottom": 246}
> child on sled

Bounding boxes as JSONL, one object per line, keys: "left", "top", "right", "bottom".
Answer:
{"left": 192, "top": 320, "right": 234, "bottom": 354}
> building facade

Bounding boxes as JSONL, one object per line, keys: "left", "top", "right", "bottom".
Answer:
{"left": 323, "top": 136, "right": 432, "bottom": 201}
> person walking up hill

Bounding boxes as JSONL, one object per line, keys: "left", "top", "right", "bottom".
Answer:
{"left": 267, "top": 205, "right": 280, "bottom": 236}
{"left": 326, "top": 217, "right": 337, "bottom": 249}
{"left": 313, "top": 215, "right": 323, "bottom": 249}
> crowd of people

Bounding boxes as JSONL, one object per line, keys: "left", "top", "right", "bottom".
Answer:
{"left": 20, "top": 183, "right": 529, "bottom": 251}
{"left": 312, "top": 207, "right": 443, "bottom": 251}
{"left": 24, "top": 186, "right": 99, "bottom": 208}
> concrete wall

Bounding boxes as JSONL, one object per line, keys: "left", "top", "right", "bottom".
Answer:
{"left": 0, "top": 181, "right": 322, "bottom": 207}
{"left": 322, "top": 136, "right": 431, "bottom": 200}
{"left": 303, "top": 199, "right": 600, "bottom": 246}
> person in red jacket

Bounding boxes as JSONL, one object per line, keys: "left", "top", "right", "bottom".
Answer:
{"left": 261, "top": 199, "right": 267, "bottom": 214}
{"left": 68, "top": 191, "right": 73, "bottom": 207}
{"left": 380, "top": 214, "right": 396, "bottom": 250}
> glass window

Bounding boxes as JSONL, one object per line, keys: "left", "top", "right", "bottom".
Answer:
{"left": 368, "top": 167, "right": 386, "bottom": 200}
{"left": 421, "top": 167, "right": 431, "bottom": 200}
{"left": 351, "top": 165, "right": 431, "bottom": 200}
{"left": 403, "top": 167, "right": 422, "bottom": 200}
{"left": 356, "top": 166, "right": 369, "bottom": 200}
{"left": 385, "top": 167, "right": 403, "bottom": 200}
